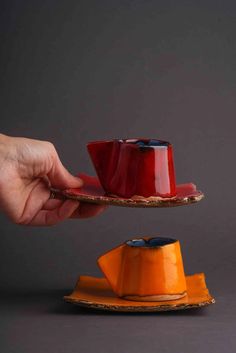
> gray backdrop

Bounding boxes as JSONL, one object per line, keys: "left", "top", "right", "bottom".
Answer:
{"left": 1, "top": 1, "right": 236, "bottom": 352}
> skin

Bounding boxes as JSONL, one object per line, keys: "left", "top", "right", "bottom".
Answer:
{"left": 0, "top": 134, "right": 107, "bottom": 226}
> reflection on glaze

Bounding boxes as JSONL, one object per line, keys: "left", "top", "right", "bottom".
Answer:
{"left": 87, "top": 138, "right": 176, "bottom": 198}
{"left": 97, "top": 237, "right": 187, "bottom": 299}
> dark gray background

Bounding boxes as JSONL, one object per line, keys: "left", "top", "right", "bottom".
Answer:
{"left": 1, "top": 0, "right": 236, "bottom": 352}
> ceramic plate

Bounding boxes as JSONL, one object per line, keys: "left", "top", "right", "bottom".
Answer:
{"left": 54, "top": 174, "right": 204, "bottom": 208}
{"left": 64, "top": 273, "right": 215, "bottom": 312}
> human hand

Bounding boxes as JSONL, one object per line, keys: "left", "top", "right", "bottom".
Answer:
{"left": 0, "top": 134, "right": 107, "bottom": 226}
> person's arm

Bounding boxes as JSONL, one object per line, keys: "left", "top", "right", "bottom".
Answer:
{"left": 0, "top": 134, "right": 106, "bottom": 226}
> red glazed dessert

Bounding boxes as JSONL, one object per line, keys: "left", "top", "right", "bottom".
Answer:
{"left": 87, "top": 139, "right": 177, "bottom": 198}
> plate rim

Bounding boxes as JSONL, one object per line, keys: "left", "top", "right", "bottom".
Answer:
{"left": 64, "top": 274, "right": 215, "bottom": 312}
{"left": 59, "top": 174, "right": 204, "bottom": 208}
{"left": 64, "top": 297, "right": 215, "bottom": 312}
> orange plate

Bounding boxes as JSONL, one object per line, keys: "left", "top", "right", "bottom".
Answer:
{"left": 64, "top": 273, "right": 215, "bottom": 312}
{"left": 59, "top": 174, "right": 204, "bottom": 208}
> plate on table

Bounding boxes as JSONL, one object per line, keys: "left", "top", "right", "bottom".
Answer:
{"left": 64, "top": 273, "right": 215, "bottom": 312}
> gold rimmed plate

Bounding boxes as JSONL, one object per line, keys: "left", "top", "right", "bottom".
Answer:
{"left": 64, "top": 273, "right": 215, "bottom": 312}
{"left": 54, "top": 174, "right": 204, "bottom": 208}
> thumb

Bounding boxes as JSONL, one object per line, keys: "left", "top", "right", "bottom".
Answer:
{"left": 47, "top": 154, "right": 83, "bottom": 190}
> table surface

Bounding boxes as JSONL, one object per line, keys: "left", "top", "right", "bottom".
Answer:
{"left": 1, "top": 285, "right": 235, "bottom": 353}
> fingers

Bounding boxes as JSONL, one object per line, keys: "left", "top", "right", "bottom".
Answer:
{"left": 47, "top": 146, "right": 83, "bottom": 190}
{"left": 29, "top": 200, "right": 80, "bottom": 226}
{"left": 19, "top": 178, "right": 107, "bottom": 226}
{"left": 30, "top": 200, "right": 107, "bottom": 225}
{"left": 70, "top": 202, "right": 108, "bottom": 219}
{"left": 42, "top": 199, "right": 63, "bottom": 210}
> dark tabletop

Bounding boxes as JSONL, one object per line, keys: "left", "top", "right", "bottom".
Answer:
{"left": 0, "top": 283, "right": 235, "bottom": 353}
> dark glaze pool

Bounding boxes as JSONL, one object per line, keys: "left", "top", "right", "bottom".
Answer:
{"left": 126, "top": 237, "right": 177, "bottom": 248}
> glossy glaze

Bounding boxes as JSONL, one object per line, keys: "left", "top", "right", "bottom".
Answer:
{"left": 64, "top": 273, "right": 215, "bottom": 312}
{"left": 87, "top": 139, "right": 176, "bottom": 198}
{"left": 63, "top": 174, "right": 204, "bottom": 207}
{"left": 97, "top": 237, "right": 187, "bottom": 300}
